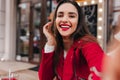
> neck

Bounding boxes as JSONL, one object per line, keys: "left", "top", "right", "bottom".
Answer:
{"left": 63, "top": 36, "right": 73, "bottom": 51}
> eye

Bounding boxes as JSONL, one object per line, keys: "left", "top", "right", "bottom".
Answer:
{"left": 57, "top": 14, "right": 63, "bottom": 17}
{"left": 57, "top": 12, "right": 63, "bottom": 18}
{"left": 69, "top": 15, "right": 76, "bottom": 18}
{"left": 69, "top": 12, "right": 77, "bottom": 18}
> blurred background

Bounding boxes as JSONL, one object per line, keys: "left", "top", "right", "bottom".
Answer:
{"left": 0, "top": 0, "right": 120, "bottom": 77}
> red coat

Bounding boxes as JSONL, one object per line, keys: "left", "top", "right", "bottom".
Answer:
{"left": 39, "top": 36, "right": 104, "bottom": 80}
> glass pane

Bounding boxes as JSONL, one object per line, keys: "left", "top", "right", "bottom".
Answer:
{"left": 16, "top": 0, "right": 55, "bottom": 63}
{"left": 82, "top": 4, "right": 98, "bottom": 37}
{"left": 32, "top": 1, "right": 52, "bottom": 63}
{"left": 16, "top": 2, "right": 30, "bottom": 62}
{"left": 32, "top": 3, "right": 41, "bottom": 62}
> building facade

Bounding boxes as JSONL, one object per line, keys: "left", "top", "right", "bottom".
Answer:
{"left": 0, "top": 0, "right": 120, "bottom": 63}
{"left": 0, "top": 0, "right": 17, "bottom": 60}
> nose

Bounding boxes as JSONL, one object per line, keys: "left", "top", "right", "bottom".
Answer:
{"left": 61, "top": 16, "right": 68, "bottom": 23}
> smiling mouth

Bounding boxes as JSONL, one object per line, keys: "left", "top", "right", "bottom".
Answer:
{"left": 60, "top": 24, "right": 71, "bottom": 31}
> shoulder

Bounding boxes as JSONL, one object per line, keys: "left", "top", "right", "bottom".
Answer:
{"left": 80, "top": 35, "right": 97, "bottom": 42}
{"left": 75, "top": 35, "right": 100, "bottom": 48}
{"left": 77, "top": 35, "right": 98, "bottom": 44}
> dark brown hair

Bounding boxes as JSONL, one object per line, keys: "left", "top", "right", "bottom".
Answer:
{"left": 51, "top": 0, "right": 90, "bottom": 68}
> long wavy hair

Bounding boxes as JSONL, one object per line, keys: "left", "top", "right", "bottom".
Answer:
{"left": 51, "top": 0, "right": 90, "bottom": 68}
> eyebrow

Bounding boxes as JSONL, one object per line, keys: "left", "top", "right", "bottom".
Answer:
{"left": 57, "top": 11, "right": 77, "bottom": 15}
{"left": 69, "top": 12, "right": 77, "bottom": 16}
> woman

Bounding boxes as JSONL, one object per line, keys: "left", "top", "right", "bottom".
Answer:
{"left": 38, "top": 0, "right": 104, "bottom": 80}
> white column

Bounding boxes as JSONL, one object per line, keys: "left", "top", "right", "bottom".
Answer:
{"left": 0, "top": 0, "right": 5, "bottom": 59}
{"left": 3, "top": 0, "right": 16, "bottom": 60}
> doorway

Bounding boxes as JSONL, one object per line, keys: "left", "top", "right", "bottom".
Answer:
{"left": 16, "top": 0, "right": 54, "bottom": 64}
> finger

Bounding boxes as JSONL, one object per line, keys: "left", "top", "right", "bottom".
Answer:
{"left": 44, "top": 22, "right": 52, "bottom": 31}
{"left": 43, "top": 22, "right": 53, "bottom": 37}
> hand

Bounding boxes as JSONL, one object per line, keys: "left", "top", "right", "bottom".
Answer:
{"left": 116, "top": 15, "right": 120, "bottom": 31}
{"left": 43, "top": 22, "right": 56, "bottom": 46}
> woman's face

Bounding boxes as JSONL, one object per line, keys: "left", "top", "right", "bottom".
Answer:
{"left": 55, "top": 3, "right": 78, "bottom": 38}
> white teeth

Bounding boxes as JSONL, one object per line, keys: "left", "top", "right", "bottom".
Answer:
{"left": 61, "top": 26, "right": 69, "bottom": 28}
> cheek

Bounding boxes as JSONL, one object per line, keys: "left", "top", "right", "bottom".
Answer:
{"left": 72, "top": 20, "right": 78, "bottom": 29}
{"left": 55, "top": 18, "right": 59, "bottom": 26}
